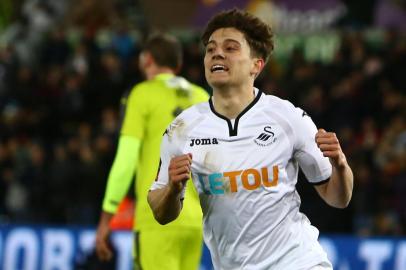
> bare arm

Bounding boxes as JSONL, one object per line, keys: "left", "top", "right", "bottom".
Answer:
{"left": 147, "top": 154, "right": 192, "bottom": 225}
{"left": 95, "top": 211, "right": 114, "bottom": 261}
{"left": 95, "top": 136, "right": 140, "bottom": 261}
{"left": 314, "top": 129, "right": 354, "bottom": 208}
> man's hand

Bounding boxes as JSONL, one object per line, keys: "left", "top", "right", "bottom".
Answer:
{"left": 147, "top": 153, "right": 192, "bottom": 224}
{"left": 315, "top": 129, "right": 347, "bottom": 168}
{"left": 314, "top": 128, "right": 354, "bottom": 208}
{"left": 168, "top": 153, "right": 192, "bottom": 194}
{"left": 95, "top": 212, "right": 114, "bottom": 261}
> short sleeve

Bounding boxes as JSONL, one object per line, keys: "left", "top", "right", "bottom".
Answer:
{"left": 121, "top": 85, "right": 148, "bottom": 140}
{"left": 292, "top": 107, "right": 332, "bottom": 184}
{"left": 150, "top": 130, "right": 186, "bottom": 199}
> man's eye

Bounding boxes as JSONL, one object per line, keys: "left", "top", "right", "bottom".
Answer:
{"left": 226, "top": 47, "right": 237, "bottom": 51}
{"left": 206, "top": 47, "right": 214, "bottom": 53}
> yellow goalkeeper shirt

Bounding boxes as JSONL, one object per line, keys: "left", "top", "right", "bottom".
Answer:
{"left": 106, "top": 73, "right": 208, "bottom": 230}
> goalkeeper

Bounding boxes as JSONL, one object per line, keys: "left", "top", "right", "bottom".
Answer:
{"left": 95, "top": 33, "right": 208, "bottom": 270}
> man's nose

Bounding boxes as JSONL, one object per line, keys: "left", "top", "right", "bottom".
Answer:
{"left": 212, "top": 49, "right": 225, "bottom": 60}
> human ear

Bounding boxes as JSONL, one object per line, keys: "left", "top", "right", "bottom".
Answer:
{"left": 144, "top": 52, "right": 154, "bottom": 67}
{"left": 251, "top": 58, "right": 265, "bottom": 77}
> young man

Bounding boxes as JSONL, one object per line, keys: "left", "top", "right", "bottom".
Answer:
{"left": 148, "top": 9, "right": 353, "bottom": 270}
{"left": 95, "top": 34, "right": 208, "bottom": 270}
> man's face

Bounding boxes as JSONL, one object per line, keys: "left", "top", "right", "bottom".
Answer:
{"left": 204, "top": 27, "right": 260, "bottom": 89}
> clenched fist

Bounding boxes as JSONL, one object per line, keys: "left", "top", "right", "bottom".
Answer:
{"left": 315, "top": 129, "right": 347, "bottom": 168}
{"left": 168, "top": 153, "right": 192, "bottom": 193}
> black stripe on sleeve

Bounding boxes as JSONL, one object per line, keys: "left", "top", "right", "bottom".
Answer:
{"left": 154, "top": 159, "right": 162, "bottom": 181}
{"left": 108, "top": 200, "right": 120, "bottom": 206}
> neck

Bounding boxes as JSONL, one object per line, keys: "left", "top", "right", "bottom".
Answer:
{"left": 212, "top": 84, "right": 256, "bottom": 119}
{"left": 145, "top": 66, "right": 175, "bottom": 80}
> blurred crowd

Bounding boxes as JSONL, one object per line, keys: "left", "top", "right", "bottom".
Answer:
{"left": 262, "top": 30, "right": 406, "bottom": 236}
{"left": 0, "top": 0, "right": 405, "bottom": 236}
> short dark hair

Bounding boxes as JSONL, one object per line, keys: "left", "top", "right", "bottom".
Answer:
{"left": 142, "top": 34, "right": 182, "bottom": 70}
{"left": 201, "top": 9, "right": 274, "bottom": 63}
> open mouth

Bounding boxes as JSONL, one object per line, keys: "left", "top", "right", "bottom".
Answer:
{"left": 211, "top": 64, "right": 229, "bottom": 73}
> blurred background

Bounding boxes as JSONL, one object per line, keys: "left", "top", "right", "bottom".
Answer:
{"left": 0, "top": 0, "right": 405, "bottom": 269}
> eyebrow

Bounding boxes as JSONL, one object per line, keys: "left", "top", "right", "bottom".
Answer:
{"left": 206, "top": 38, "right": 242, "bottom": 46}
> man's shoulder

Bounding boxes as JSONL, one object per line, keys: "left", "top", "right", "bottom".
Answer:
{"left": 174, "top": 77, "right": 209, "bottom": 100}
{"left": 164, "top": 102, "right": 210, "bottom": 137}
{"left": 261, "top": 93, "right": 297, "bottom": 115}
{"left": 176, "top": 101, "right": 210, "bottom": 120}
{"left": 126, "top": 78, "right": 178, "bottom": 101}
{"left": 126, "top": 81, "right": 151, "bottom": 99}
{"left": 132, "top": 79, "right": 161, "bottom": 92}
{"left": 261, "top": 93, "right": 313, "bottom": 131}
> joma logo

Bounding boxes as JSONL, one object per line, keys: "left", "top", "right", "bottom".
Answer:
{"left": 190, "top": 138, "right": 219, "bottom": 147}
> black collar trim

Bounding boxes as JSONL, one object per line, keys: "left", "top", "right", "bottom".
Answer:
{"left": 209, "top": 90, "right": 262, "bottom": 137}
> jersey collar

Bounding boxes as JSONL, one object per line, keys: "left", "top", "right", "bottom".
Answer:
{"left": 153, "top": 73, "right": 175, "bottom": 81}
{"left": 209, "top": 88, "right": 263, "bottom": 137}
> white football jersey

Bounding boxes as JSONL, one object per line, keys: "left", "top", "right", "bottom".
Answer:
{"left": 151, "top": 88, "right": 333, "bottom": 270}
